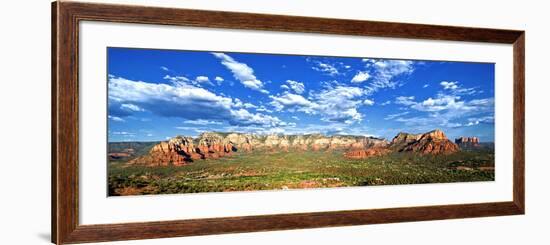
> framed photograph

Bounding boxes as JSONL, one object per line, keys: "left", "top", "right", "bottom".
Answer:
{"left": 52, "top": 1, "right": 525, "bottom": 244}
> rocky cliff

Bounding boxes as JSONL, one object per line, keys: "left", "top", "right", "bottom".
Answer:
{"left": 128, "top": 132, "right": 388, "bottom": 166}
{"left": 397, "top": 129, "right": 459, "bottom": 154}
{"left": 128, "top": 129, "right": 461, "bottom": 166}
{"left": 455, "top": 136, "right": 480, "bottom": 147}
{"left": 345, "top": 129, "right": 459, "bottom": 159}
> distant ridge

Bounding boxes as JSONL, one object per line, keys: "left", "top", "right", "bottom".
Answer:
{"left": 126, "top": 129, "right": 462, "bottom": 166}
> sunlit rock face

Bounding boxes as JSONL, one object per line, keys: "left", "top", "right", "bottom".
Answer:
{"left": 129, "top": 130, "right": 459, "bottom": 165}
{"left": 345, "top": 129, "right": 459, "bottom": 159}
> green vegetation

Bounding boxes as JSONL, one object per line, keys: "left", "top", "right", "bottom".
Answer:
{"left": 108, "top": 149, "right": 494, "bottom": 196}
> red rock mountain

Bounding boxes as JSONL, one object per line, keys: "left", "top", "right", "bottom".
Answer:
{"left": 455, "top": 136, "right": 480, "bottom": 147}
{"left": 128, "top": 132, "right": 388, "bottom": 166}
{"left": 345, "top": 129, "right": 459, "bottom": 159}
{"left": 396, "top": 129, "right": 459, "bottom": 155}
{"left": 127, "top": 130, "right": 460, "bottom": 166}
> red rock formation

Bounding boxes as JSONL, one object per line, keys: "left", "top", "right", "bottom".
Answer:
{"left": 344, "top": 147, "right": 391, "bottom": 159}
{"left": 130, "top": 141, "right": 188, "bottom": 166}
{"left": 344, "top": 129, "right": 460, "bottom": 159}
{"left": 455, "top": 137, "right": 480, "bottom": 146}
{"left": 400, "top": 130, "right": 459, "bottom": 154}
{"left": 128, "top": 130, "right": 459, "bottom": 165}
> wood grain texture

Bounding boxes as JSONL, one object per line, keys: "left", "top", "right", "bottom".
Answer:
{"left": 64, "top": 202, "right": 521, "bottom": 244}
{"left": 60, "top": 1, "right": 523, "bottom": 43}
{"left": 51, "top": 1, "right": 525, "bottom": 244}
{"left": 513, "top": 33, "right": 525, "bottom": 213}
{"left": 51, "top": 2, "right": 58, "bottom": 243}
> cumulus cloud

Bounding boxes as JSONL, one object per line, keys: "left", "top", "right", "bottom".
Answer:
{"left": 108, "top": 75, "right": 284, "bottom": 127}
{"left": 440, "top": 81, "right": 459, "bottom": 90}
{"left": 395, "top": 96, "right": 416, "bottom": 106}
{"left": 214, "top": 76, "right": 224, "bottom": 85}
{"left": 270, "top": 85, "right": 365, "bottom": 124}
{"left": 212, "top": 52, "right": 268, "bottom": 94}
{"left": 362, "top": 59, "right": 415, "bottom": 94}
{"left": 163, "top": 75, "right": 190, "bottom": 84}
{"left": 280, "top": 80, "right": 305, "bottom": 94}
{"left": 440, "top": 81, "right": 480, "bottom": 95}
{"left": 160, "top": 66, "right": 170, "bottom": 72}
{"left": 351, "top": 71, "right": 370, "bottom": 83}
{"left": 195, "top": 76, "right": 212, "bottom": 85}
{"left": 270, "top": 93, "right": 318, "bottom": 114}
{"left": 390, "top": 92, "right": 494, "bottom": 129}
{"left": 311, "top": 61, "right": 340, "bottom": 76}
{"left": 466, "top": 115, "right": 494, "bottom": 126}
{"left": 363, "top": 99, "right": 375, "bottom": 106}
{"left": 233, "top": 98, "right": 258, "bottom": 109}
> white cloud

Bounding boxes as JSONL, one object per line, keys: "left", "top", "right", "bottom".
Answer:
{"left": 183, "top": 119, "right": 222, "bottom": 125}
{"left": 256, "top": 105, "right": 273, "bottom": 113}
{"left": 233, "top": 98, "right": 257, "bottom": 109}
{"left": 242, "top": 103, "right": 257, "bottom": 109}
{"left": 423, "top": 84, "right": 429, "bottom": 88}
{"left": 120, "top": 103, "right": 143, "bottom": 112}
{"left": 313, "top": 85, "right": 365, "bottom": 124}
{"left": 270, "top": 93, "right": 318, "bottom": 114}
{"left": 411, "top": 95, "right": 464, "bottom": 112}
{"left": 160, "top": 66, "right": 170, "bottom": 72}
{"left": 440, "top": 81, "right": 481, "bottom": 95}
{"left": 108, "top": 115, "right": 125, "bottom": 122}
{"left": 384, "top": 111, "right": 409, "bottom": 120}
{"left": 351, "top": 71, "right": 370, "bottom": 83}
{"left": 214, "top": 76, "right": 224, "bottom": 85}
{"left": 291, "top": 116, "right": 300, "bottom": 120}
{"left": 362, "top": 59, "right": 415, "bottom": 94}
{"left": 363, "top": 99, "right": 375, "bottom": 106}
{"left": 395, "top": 96, "right": 416, "bottom": 106}
{"left": 270, "top": 84, "right": 365, "bottom": 124}
{"left": 230, "top": 109, "right": 283, "bottom": 127}
{"left": 380, "top": 100, "right": 392, "bottom": 106}
{"left": 212, "top": 52, "right": 268, "bottom": 93}
{"left": 195, "top": 76, "right": 211, "bottom": 84}
{"left": 108, "top": 75, "right": 283, "bottom": 127}
{"left": 283, "top": 80, "right": 305, "bottom": 94}
{"left": 112, "top": 131, "right": 134, "bottom": 136}
{"left": 311, "top": 61, "right": 340, "bottom": 76}
{"left": 466, "top": 115, "right": 494, "bottom": 126}
{"left": 390, "top": 92, "right": 494, "bottom": 129}
{"left": 440, "top": 81, "right": 459, "bottom": 90}
{"left": 163, "top": 75, "right": 190, "bottom": 84}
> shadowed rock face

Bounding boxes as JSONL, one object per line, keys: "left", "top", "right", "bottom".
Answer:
{"left": 128, "top": 132, "right": 388, "bottom": 166}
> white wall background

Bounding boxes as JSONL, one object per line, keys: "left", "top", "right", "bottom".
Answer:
{"left": 1, "top": 0, "right": 548, "bottom": 244}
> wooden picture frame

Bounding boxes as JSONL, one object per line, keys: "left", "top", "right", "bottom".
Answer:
{"left": 52, "top": 1, "right": 525, "bottom": 244}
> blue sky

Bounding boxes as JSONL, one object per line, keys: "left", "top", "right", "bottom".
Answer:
{"left": 108, "top": 47, "right": 495, "bottom": 142}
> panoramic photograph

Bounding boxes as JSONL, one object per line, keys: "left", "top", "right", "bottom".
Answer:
{"left": 107, "top": 47, "right": 495, "bottom": 196}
